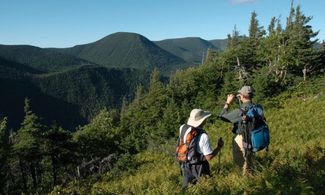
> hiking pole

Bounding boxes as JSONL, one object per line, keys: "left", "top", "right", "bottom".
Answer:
{"left": 216, "top": 137, "right": 223, "bottom": 174}
{"left": 217, "top": 149, "right": 221, "bottom": 174}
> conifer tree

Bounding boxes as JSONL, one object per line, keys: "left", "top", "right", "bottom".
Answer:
{"left": 244, "top": 11, "right": 265, "bottom": 70}
{"left": 284, "top": 5, "right": 320, "bottom": 75}
{"left": 221, "top": 26, "right": 242, "bottom": 74}
{"left": 12, "top": 98, "right": 43, "bottom": 191}
{"left": 227, "top": 25, "right": 240, "bottom": 49}
{"left": 0, "top": 117, "right": 9, "bottom": 194}
{"left": 43, "top": 125, "right": 75, "bottom": 187}
{"left": 73, "top": 109, "right": 117, "bottom": 160}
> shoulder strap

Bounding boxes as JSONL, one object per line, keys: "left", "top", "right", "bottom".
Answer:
{"left": 180, "top": 124, "right": 190, "bottom": 142}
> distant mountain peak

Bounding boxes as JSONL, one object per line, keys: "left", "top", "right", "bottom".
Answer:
{"left": 55, "top": 32, "right": 187, "bottom": 75}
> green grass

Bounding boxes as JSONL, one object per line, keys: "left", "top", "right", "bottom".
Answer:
{"left": 55, "top": 92, "right": 325, "bottom": 194}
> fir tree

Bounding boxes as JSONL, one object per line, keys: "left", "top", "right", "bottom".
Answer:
{"left": 42, "top": 125, "right": 75, "bottom": 187}
{"left": 12, "top": 98, "right": 44, "bottom": 191}
{"left": 284, "top": 5, "right": 320, "bottom": 75}
{"left": 0, "top": 117, "right": 9, "bottom": 194}
{"left": 73, "top": 109, "right": 118, "bottom": 160}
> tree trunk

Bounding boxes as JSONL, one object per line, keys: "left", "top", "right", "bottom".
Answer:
{"left": 30, "top": 162, "right": 37, "bottom": 189}
{"left": 51, "top": 155, "right": 57, "bottom": 186}
{"left": 19, "top": 159, "right": 27, "bottom": 191}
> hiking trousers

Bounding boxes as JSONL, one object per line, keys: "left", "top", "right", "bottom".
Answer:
{"left": 182, "top": 161, "right": 210, "bottom": 189}
{"left": 232, "top": 135, "right": 253, "bottom": 175}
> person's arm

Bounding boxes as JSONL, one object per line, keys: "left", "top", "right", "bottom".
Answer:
{"left": 204, "top": 138, "right": 224, "bottom": 161}
{"left": 219, "top": 103, "right": 231, "bottom": 122}
{"left": 219, "top": 94, "right": 242, "bottom": 123}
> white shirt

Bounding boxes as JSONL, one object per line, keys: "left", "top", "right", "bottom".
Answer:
{"left": 179, "top": 124, "right": 213, "bottom": 156}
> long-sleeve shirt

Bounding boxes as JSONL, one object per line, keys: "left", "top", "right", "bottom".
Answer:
{"left": 219, "top": 101, "right": 253, "bottom": 134}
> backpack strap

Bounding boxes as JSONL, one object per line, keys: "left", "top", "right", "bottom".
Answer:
{"left": 179, "top": 124, "right": 191, "bottom": 144}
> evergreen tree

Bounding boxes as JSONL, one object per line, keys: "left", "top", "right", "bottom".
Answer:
{"left": 42, "top": 125, "right": 75, "bottom": 187}
{"left": 227, "top": 25, "right": 241, "bottom": 49}
{"left": 133, "top": 85, "right": 146, "bottom": 105}
{"left": 258, "top": 17, "right": 286, "bottom": 83}
{"left": 221, "top": 26, "right": 245, "bottom": 82}
{"left": 268, "top": 17, "right": 276, "bottom": 35}
{"left": 319, "top": 41, "right": 325, "bottom": 72}
{"left": 0, "top": 117, "right": 9, "bottom": 194}
{"left": 73, "top": 109, "right": 118, "bottom": 160}
{"left": 243, "top": 11, "right": 265, "bottom": 70}
{"left": 12, "top": 98, "right": 44, "bottom": 191}
{"left": 284, "top": 5, "right": 320, "bottom": 75}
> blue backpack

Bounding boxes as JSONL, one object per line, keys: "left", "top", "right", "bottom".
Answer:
{"left": 242, "top": 104, "right": 270, "bottom": 152}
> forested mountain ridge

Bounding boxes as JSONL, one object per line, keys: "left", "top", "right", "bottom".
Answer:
{"left": 0, "top": 57, "right": 43, "bottom": 78}
{"left": 0, "top": 33, "right": 226, "bottom": 76}
{"left": 209, "top": 38, "right": 228, "bottom": 50}
{"left": 0, "top": 65, "right": 150, "bottom": 130}
{"left": 53, "top": 32, "right": 188, "bottom": 75}
{"left": 33, "top": 65, "right": 150, "bottom": 121}
{"left": 0, "top": 44, "right": 91, "bottom": 72}
{"left": 154, "top": 37, "right": 222, "bottom": 64}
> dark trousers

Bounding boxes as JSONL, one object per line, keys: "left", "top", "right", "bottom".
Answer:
{"left": 182, "top": 161, "right": 210, "bottom": 189}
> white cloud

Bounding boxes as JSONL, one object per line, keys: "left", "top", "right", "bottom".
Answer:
{"left": 230, "top": 0, "right": 257, "bottom": 4}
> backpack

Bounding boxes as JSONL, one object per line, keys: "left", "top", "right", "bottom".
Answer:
{"left": 176, "top": 124, "right": 203, "bottom": 164}
{"left": 241, "top": 104, "right": 270, "bottom": 152}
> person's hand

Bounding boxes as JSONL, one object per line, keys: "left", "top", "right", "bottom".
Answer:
{"left": 226, "top": 94, "right": 235, "bottom": 105}
{"left": 217, "top": 137, "right": 224, "bottom": 148}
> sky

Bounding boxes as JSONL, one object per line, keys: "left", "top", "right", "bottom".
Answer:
{"left": 0, "top": 0, "right": 324, "bottom": 48}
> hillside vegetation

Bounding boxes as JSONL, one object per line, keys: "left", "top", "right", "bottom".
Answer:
{"left": 0, "top": 65, "right": 150, "bottom": 130}
{"left": 67, "top": 86, "right": 325, "bottom": 194}
{"left": 0, "top": 5, "right": 325, "bottom": 194}
{"left": 48, "top": 60, "right": 325, "bottom": 194}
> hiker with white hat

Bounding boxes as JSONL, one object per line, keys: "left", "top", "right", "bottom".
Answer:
{"left": 176, "top": 108, "right": 224, "bottom": 189}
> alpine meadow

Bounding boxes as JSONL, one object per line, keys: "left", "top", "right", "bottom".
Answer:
{"left": 0, "top": 4, "right": 325, "bottom": 195}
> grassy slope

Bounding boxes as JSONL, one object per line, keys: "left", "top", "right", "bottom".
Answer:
{"left": 95, "top": 97, "right": 325, "bottom": 194}
{"left": 56, "top": 77, "right": 325, "bottom": 194}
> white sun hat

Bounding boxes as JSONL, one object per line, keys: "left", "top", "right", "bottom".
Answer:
{"left": 187, "top": 109, "right": 212, "bottom": 128}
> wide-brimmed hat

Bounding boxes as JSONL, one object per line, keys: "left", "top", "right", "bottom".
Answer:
{"left": 187, "top": 109, "right": 211, "bottom": 128}
{"left": 238, "top": 86, "right": 254, "bottom": 97}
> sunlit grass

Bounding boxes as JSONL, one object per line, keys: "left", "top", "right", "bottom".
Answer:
{"left": 88, "top": 95, "right": 324, "bottom": 194}
{"left": 52, "top": 86, "right": 325, "bottom": 194}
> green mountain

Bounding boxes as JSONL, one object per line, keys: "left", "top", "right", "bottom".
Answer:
{"left": 54, "top": 32, "right": 187, "bottom": 75}
{"left": 209, "top": 39, "right": 228, "bottom": 50}
{"left": 0, "top": 57, "right": 43, "bottom": 78}
{"left": 0, "top": 63, "right": 150, "bottom": 130}
{"left": 154, "top": 37, "right": 221, "bottom": 64}
{"left": 33, "top": 65, "right": 150, "bottom": 121}
{"left": 0, "top": 44, "right": 91, "bottom": 72}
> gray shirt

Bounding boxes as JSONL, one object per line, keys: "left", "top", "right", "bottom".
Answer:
{"left": 219, "top": 101, "right": 253, "bottom": 133}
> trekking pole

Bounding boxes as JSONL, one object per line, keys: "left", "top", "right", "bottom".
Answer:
{"left": 217, "top": 150, "right": 221, "bottom": 174}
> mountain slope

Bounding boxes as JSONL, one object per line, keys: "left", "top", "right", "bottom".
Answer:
{"left": 0, "top": 44, "right": 91, "bottom": 72}
{"left": 209, "top": 39, "right": 228, "bottom": 51}
{"left": 0, "top": 57, "right": 44, "bottom": 79}
{"left": 55, "top": 32, "right": 187, "bottom": 75}
{"left": 0, "top": 64, "right": 150, "bottom": 130}
{"left": 52, "top": 64, "right": 325, "bottom": 195}
{"left": 154, "top": 37, "right": 220, "bottom": 64}
{"left": 34, "top": 65, "right": 150, "bottom": 120}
